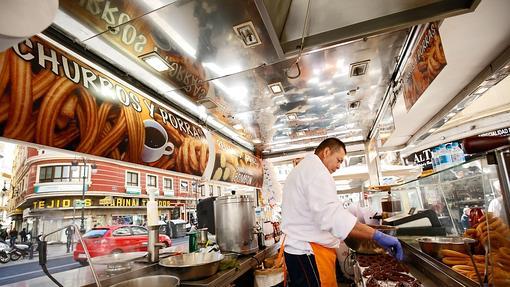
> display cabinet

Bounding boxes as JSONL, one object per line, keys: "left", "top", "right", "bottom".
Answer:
{"left": 383, "top": 146, "right": 510, "bottom": 286}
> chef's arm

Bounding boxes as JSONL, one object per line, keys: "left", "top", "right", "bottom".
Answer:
{"left": 345, "top": 222, "right": 404, "bottom": 261}
{"left": 347, "top": 222, "right": 376, "bottom": 240}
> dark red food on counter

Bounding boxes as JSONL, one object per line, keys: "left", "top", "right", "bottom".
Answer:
{"left": 358, "top": 254, "right": 419, "bottom": 285}
{"left": 395, "top": 279, "right": 424, "bottom": 287}
{"left": 366, "top": 277, "right": 381, "bottom": 287}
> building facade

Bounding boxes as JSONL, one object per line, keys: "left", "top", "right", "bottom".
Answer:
{"left": 8, "top": 146, "right": 231, "bottom": 242}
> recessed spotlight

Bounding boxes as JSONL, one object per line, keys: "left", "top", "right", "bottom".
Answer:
{"left": 348, "top": 101, "right": 360, "bottom": 110}
{"left": 233, "top": 124, "right": 243, "bottom": 130}
{"left": 139, "top": 51, "right": 173, "bottom": 72}
{"left": 268, "top": 82, "right": 284, "bottom": 94}
{"left": 233, "top": 21, "right": 261, "bottom": 47}
{"left": 349, "top": 60, "right": 370, "bottom": 77}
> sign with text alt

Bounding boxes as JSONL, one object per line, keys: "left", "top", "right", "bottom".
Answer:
{"left": 0, "top": 36, "right": 262, "bottom": 187}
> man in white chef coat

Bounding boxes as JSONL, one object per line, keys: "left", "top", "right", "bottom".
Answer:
{"left": 282, "top": 138, "right": 403, "bottom": 287}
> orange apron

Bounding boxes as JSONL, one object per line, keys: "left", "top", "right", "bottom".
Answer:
{"left": 310, "top": 242, "right": 338, "bottom": 287}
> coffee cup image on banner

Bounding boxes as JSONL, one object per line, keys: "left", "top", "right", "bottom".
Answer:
{"left": 142, "top": 119, "right": 175, "bottom": 163}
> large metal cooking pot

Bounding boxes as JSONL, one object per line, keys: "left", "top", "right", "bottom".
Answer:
{"left": 214, "top": 195, "right": 258, "bottom": 254}
{"left": 416, "top": 236, "right": 477, "bottom": 259}
{"left": 159, "top": 252, "right": 224, "bottom": 280}
{"left": 110, "top": 275, "right": 179, "bottom": 287}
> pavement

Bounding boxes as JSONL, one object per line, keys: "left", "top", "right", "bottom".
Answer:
{"left": 0, "top": 256, "right": 79, "bottom": 286}
{"left": 1, "top": 243, "right": 74, "bottom": 267}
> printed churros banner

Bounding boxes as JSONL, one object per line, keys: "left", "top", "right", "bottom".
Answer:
{"left": 402, "top": 22, "right": 447, "bottom": 111}
{"left": 59, "top": 0, "right": 210, "bottom": 101}
{"left": 0, "top": 36, "right": 261, "bottom": 186}
{"left": 211, "top": 136, "right": 263, "bottom": 188}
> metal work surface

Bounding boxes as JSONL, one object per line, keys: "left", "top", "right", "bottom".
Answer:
{"left": 400, "top": 240, "right": 479, "bottom": 287}
{"left": 80, "top": 244, "right": 279, "bottom": 287}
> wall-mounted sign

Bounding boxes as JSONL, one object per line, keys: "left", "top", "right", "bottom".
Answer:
{"left": 211, "top": 137, "right": 263, "bottom": 187}
{"left": 402, "top": 22, "right": 447, "bottom": 111}
{"left": 405, "top": 127, "right": 510, "bottom": 170}
{"left": 126, "top": 186, "right": 142, "bottom": 195}
{"left": 478, "top": 127, "right": 510, "bottom": 137}
{"left": 0, "top": 36, "right": 262, "bottom": 187}
{"left": 34, "top": 183, "right": 85, "bottom": 193}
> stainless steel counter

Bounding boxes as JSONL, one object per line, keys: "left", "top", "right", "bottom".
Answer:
{"left": 79, "top": 244, "right": 279, "bottom": 287}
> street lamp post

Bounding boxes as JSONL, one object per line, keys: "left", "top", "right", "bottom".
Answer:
{"left": 72, "top": 158, "right": 97, "bottom": 234}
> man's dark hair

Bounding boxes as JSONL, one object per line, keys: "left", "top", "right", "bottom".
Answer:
{"left": 314, "top": 138, "right": 346, "bottom": 155}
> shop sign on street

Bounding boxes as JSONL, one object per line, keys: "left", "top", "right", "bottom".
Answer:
{"left": 34, "top": 183, "right": 84, "bottom": 193}
{"left": 32, "top": 196, "right": 176, "bottom": 210}
{"left": 402, "top": 22, "right": 447, "bottom": 111}
{"left": 126, "top": 186, "right": 142, "bottom": 195}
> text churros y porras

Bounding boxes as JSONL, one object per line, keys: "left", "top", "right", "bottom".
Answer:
{"left": 0, "top": 36, "right": 208, "bottom": 176}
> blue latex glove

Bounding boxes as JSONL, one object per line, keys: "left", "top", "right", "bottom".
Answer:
{"left": 373, "top": 230, "right": 404, "bottom": 261}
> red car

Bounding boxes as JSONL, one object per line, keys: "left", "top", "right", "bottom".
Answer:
{"left": 73, "top": 225, "right": 172, "bottom": 264}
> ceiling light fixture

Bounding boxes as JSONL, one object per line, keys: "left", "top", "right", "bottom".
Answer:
{"left": 139, "top": 51, "right": 172, "bottom": 72}
{"left": 348, "top": 101, "right": 360, "bottom": 110}
{"left": 350, "top": 60, "right": 370, "bottom": 77}
{"left": 233, "top": 21, "right": 262, "bottom": 47}
{"left": 233, "top": 124, "right": 243, "bottom": 130}
{"left": 268, "top": 82, "right": 284, "bottom": 94}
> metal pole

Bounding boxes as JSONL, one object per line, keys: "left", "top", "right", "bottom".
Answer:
{"left": 80, "top": 158, "right": 86, "bottom": 233}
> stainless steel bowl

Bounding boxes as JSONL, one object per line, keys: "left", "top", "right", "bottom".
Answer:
{"left": 416, "top": 236, "right": 477, "bottom": 259}
{"left": 159, "top": 252, "right": 224, "bottom": 280}
{"left": 110, "top": 275, "right": 179, "bottom": 287}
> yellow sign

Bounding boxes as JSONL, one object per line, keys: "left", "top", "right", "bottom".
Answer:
{"left": 31, "top": 196, "right": 176, "bottom": 209}
{"left": 33, "top": 198, "right": 92, "bottom": 209}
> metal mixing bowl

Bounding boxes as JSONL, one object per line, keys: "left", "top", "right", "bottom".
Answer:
{"left": 110, "top": 275, "right": 179, "bottom": 287}
{"left": 416, "top": 236, "right": 477, "bottom": 259}
{"left": 159, "top": 252, "right": 224, "bottom": 280}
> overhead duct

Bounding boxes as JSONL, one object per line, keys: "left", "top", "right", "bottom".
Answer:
{"left": 256, "top": 0, "right": 480, "bottom": 56}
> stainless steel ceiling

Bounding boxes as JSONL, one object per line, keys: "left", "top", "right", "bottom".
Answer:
{"left": 52, "top": 0, "right": 478, "bottom": 155}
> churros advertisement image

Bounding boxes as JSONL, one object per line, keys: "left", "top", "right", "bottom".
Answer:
{"left": 402, "top": 22, "right": 447, "bottom": 111}
{"left": 211, "top": 136, "right": 263, "bottom": 188}
{"left": 59, "top": 0, "right": 210, "bottom": 102}
{"left": 0, "top": 36, "right": 214, "bottom": 177}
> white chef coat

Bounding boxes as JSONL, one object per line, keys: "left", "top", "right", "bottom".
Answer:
{"left": 282, "top": 154, "right": 357, "bottom": 255}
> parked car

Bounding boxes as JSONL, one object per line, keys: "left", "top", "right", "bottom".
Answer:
{"left": 73, "top": 225, "right": 171, "bottom": 265}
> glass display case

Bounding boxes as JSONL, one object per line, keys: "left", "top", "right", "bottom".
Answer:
{"left": 383, "top": 146, "right": 510, "bottom": 286}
